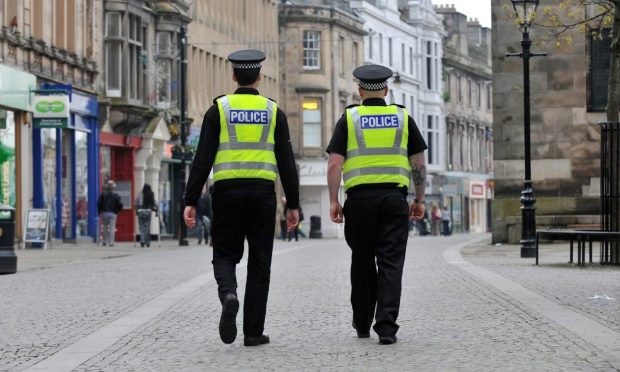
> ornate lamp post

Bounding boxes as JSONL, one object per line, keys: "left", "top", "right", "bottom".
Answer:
{"left": 506, "top": 0, "right": 546, "bottom": 258}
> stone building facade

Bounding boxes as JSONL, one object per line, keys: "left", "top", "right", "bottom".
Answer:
{"left": 350, "top": 0, "right": 445, "bottom": 207}
{"left": 435, "top": 5, "right": 493, "bottom": 234}
{"left": 187, "top": 0, "right": 279, "bottom": 123}
{"left": 0, "top": 0, "right": 102, "bottom": 242}
{"left": 279, "top": 0, "right": 365, "bottom": 238}
{"left": 492, "top": 0, "right": 602, "bottom": 243}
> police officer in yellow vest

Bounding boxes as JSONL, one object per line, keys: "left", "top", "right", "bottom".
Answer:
{"left": 326, "top": 64, "right": 428, "bottom": 345}
{"left": 184, "top": 50, "right": 300, "bottom": 347}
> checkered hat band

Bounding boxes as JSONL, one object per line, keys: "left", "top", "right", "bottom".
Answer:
{"left": 232, "top": 63, "right": 262, "bottom": 69}
{"left": 358, "top": 81, "right": 387, "bottom": 90}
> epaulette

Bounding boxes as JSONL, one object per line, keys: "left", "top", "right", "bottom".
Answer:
{"left": 345, "top": 103, "right": 360, "bottom": 110}
{"left": 267, "top": 97, "right": 277, "bottom": 104}
{"left": 212, "top": 94, "right": 226, "bottom": 104}
{"left": 391, "top": 103, "right": 406, "bottom": 109}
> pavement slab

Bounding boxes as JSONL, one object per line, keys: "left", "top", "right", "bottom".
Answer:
{"left": 2, "top": 235, "right": 619, "bottom": 371}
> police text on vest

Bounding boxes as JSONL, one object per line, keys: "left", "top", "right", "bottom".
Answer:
{"left": 359, "top": 115, "right": 399, "bottom": 129}
{"left": 230, "top": 110, "right": 269, "bottom": 125}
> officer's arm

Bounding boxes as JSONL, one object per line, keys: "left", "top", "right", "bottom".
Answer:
{"left": 274, "top": 108, "right": 300, "bottom": 209}
{"left": 327, "top": 153, "right": 344, "bottom": 204}
{"left": 184, "top": 105, "right": 220, "bottom": 207}
{"left": 410, "top": 152, "right": 427, "bottom": 201}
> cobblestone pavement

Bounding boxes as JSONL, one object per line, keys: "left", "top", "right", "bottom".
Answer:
{"left": 2, "top": 235, "right": 619, "bottom": 371}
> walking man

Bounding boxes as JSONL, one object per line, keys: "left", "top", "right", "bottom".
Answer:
{"left": 97, "top": 180, "right": 123, "bottom": 247}
{"left": 183, "top": 50, "right": 299, "bottom": 346}
{"left": 326, "top": 64, "right": 427, "bottom": 345}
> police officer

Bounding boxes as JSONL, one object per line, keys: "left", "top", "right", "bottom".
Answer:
{"left": 184, "top": 50, "right": 300, "bottom": 347}
{"left": 326, "top": 64, "right": 427, "bottom": 345}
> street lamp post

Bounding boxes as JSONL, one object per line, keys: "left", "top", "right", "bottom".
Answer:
{"left": 506, "top": 0, "right": 546, "bottom": 258}
{"left": 178, "top": 26, "right": 189, "bottom": 246}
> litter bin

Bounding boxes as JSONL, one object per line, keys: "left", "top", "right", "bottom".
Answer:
{"left": 0, "top": 205, "right": 17, "bottom": 274}
{"left": 309, "top": 215, "right": 322, "bottom": 239}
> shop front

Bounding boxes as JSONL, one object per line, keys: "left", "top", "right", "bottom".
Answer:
{"left": 100, "top": 132, "right": 141, "bottom": 242}
{"left": 0, "top": 65, "right": 37, "bottom": 240}
{"left": 468, "top": 180, "right": 487, "bottom": 234}
{"left": 32, "top": 84, "right": 100, "bottom": 242}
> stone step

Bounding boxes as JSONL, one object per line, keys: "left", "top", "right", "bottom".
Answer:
{"left": 505, "top": 214, "right": 600, "bottom": 226}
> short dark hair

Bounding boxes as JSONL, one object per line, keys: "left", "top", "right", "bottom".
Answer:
{"left": 234, "top": 68, "right": 260, "bottom": 86}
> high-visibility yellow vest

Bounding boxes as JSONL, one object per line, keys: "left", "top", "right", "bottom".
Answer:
{"left": 213, "top": 94, "right": 278, "bottom": 182}
{"left": 343, "top": 105, "right": 411, "bottom": 190}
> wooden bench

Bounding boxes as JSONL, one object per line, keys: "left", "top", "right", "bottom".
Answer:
{"left": 536, "top": 229, "right": 620, "bottom": 267}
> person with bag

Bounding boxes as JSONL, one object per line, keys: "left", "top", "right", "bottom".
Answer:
{"left": 97, "top": 180, "right": 123, "bottom": 247}
{"left": 136, "top": 183, "right": 157, "bottom": 247}
{"left": 196, "top": 187, "right": 213, "bottom": 245}
{"left": 430, "top": 203, "right": 442, "bottom": 236}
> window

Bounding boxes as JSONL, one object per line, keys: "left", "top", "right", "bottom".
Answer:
{"left": 426, "top": 41, "right": 432, "bottom": 90}
{"left": 389, "top": 90, "right": 395, "bottom": 104}
{"left": 368, "top": 29, "right": 373, "bottom": 59}
{"left": 303, "top": 98, "right": 321, "bottom": 147}
{"left": 388, "top": 38, "right": 393, "bottom": 66}
{"left": 588, "top": 28, "right": 612, "bottom": 112}
{"left": 157, "top": 32, "right": 172, "bottom": 55}
{"left": 402, "top": 93, "right": 406, "bottom": 106}
{"left": 303, "top": 31, "right": 321, "bottom": 70}
{"left": 409, "top": 46, "right": 413, "bottom": 75}
{"left": 340, "top": 36, "right": 345, "bottom": 75}
{"left": 468, "top": 80, "right": 472, "bottom": 106}
{"left": 486, "top": 84, "right": 492, "bottom": 110}
{"left": 128, "top": 14, "right": 144, "bottom": 100}
{"left": 105, "top": 12, "right": 123, "bottom": 96}
{"left": 426, "top": 115, "right": 440, "bottom": 165}
{"left": 410, "top": 96, "right": 414, "bottom": 114}
{"left": 476, "top": 82, "right": 481, "bottom": 108}
{"left": 379, "top": 33, "right": 383, "bottom": 63}
{"left": 158, "top": 60, "right": 171, "bottom": 107}
{"left": 352, "top": 41, "right": 359, "bottom": 67}
{"left": 401, "top": 43, "right": 405, "bottom": 71}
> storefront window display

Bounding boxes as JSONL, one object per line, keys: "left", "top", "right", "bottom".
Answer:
{"left": 76, "top": 131, "right": 89, "bottom": 237}
{"left": 0, "top": 110, "right": 16, "bottom": 207}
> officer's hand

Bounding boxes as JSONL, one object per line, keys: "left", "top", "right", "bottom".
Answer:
{"left": 330, "top": 202, "right": 343, "bottom": 224}
{"left": 286, "top": 209, "right": 299, "bottom": 231}
{"left": 410, "top": 203, "right": 425, "bottom": 221}
{"left": 184, "top": 206, "right": 196, "bottom": 228}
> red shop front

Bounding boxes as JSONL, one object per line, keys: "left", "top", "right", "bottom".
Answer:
{"left": 100, "top": 132, "right": 141, "bottom": 241}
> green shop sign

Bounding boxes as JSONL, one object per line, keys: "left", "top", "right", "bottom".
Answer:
{"left": 32, "top": 95, "right": 70, "bottom": 128}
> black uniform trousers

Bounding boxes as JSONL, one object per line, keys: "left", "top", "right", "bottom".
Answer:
{"left": 211, "top": 187, "right": 276, "bottom": 337}
{"left": 343, "top": 188, "right": 409, "bottom": 337}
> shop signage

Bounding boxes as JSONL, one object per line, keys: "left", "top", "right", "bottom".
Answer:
{"left": 470, "top": 181, "right": 486, "bottom": 199}
{"left": 33, "top": 95, "right": 70, "bottom": 128}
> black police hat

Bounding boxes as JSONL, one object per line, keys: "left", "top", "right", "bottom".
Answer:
{"left": 228, "top": 49, "right": 266, "bottom": 70}
{"left": 353, "top": 64, "right": 393, "bottom": 91}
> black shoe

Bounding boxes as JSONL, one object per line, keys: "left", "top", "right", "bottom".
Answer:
{"left": 140, "top": 243, "right": 145, "bottom": 247}
{"left": 379, "top": 335, "right": 397, "bottom": 345}
{"left": 198, "top": 239, "right": 202, "bottom": 244}
{"left": 244, "top": 334, "right": 270, "bottom": 346}
{"left": 219, "top": 293, "right": 239, "bottom": 344}
{"left": 352, "top": 320, "right": 370, "bottom": 338}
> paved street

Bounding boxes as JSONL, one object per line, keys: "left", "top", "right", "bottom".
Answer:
{"left": 1, "top": 235, "right": 619, "bottom": 371}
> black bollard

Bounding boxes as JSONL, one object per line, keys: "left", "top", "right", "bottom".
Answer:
{"left": 309, "top": 215, "right": 322, "bottom": 239}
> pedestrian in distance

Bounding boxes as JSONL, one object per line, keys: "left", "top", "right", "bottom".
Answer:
{"left": 196, "top": 186, "right": 213, "bottom": 245}
{"left": 441, "top": 206, "right": 451, "bottom": 236}
{"left": 135, "top": 183, "right": 157, "bottom": 247}
{"left": 97, "top": 180, "right": 123, "bottom": 247}
{"left": 431, "top": 202, "right": 442, "bottom": 236}
{"left": 183, "top": 49, "right": 300, "bottom": 347}
{"left": 327, "top": 64, "right": 428, "bottom": 345}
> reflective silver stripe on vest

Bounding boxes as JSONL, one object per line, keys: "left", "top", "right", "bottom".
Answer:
{"left": 343, "top": 167, "right": 411, "bottom": 182}
{"left": 349, "top": 106, "right": 405, "bottom": 157}
{"left": 347, "top": 147, "right": 408, "bottom": 158}
{"left": 214, "top": 162, "right": 278, "bottom": 173}
{"left": 263, "top": 100, "right": 275, "bottom": 142}
{"left": 218, "top": 142, "right": 275, "bottom": 151}
{"left": 219, "top": 96, "right": 274, "bottom": 143}
{"left": 219, "top": 96, "right": 237, "bottom": 142}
